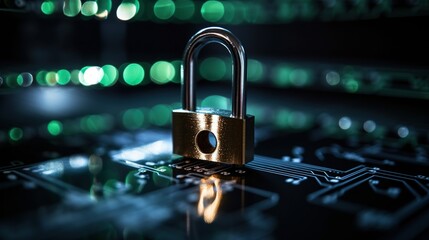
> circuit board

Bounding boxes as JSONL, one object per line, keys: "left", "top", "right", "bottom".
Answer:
{"left": 1, "top": 86, "right": 428, "bottom": 240}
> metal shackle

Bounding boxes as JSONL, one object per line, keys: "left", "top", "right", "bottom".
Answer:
{"left": 182, "top": 26, "right": 247, "bottom": 119}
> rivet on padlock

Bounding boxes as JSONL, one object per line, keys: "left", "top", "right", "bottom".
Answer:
{"left": 172, "top": 26, "right": 254, "bottom": 165}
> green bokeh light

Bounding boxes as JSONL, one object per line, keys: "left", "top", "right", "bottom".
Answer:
{"left": 116, "top": 0, "right": 139, "bottom": 21}
{"left": 247, "top": 59, "right": 264, "bottom": 83}
{"left": 277, "top": 2, "right": 296, "bottom": 22}
{"left": 81, "top": 1, "right": 98, "bottom": 16}
{"left": 17, "top": 72, "right": 33, "bottom": 87}
{"left": 244, "top": 2, "right": 265, "bottom": 23}
{"left": 272, "top": 110, "right": 310, "bottom": 130}
{"left": 57, "top": 69, "right": 71, "bottom": 85}
{"left": 5, "top": 74, "right": 18, "bottom": 88}
{"left": 45, "top": 71, "right": 58, "bottom": 86}
{"left": 122, "top": 108, "right": 145, "bottom": 130}
{"left": 9, "top": 127, "right": 23, "bottom": 141}
{"left": 149, "top": 104, "right": 171, "bottom": 126}
{"left": 199, "top": 57, "right": 226, "bottom": 81}
{"left": 288, "top": 111, "right": 311, "bottom": 129}
{"left": 36, "top": 71, "right": 48, "bottom": 86}
{"left": 274, "top": 109, "right": 291, "bottom": 129}
{"left": 63, "top": 0, "right": 81, "bottom": 17}
{"left": 47, "top": 120, "right": 63, "bottom": 136}
{"left": 101, "top": 65, "right": 118, "bottom": 87}
{"left": 230, "top": 1, "right": 244, "bottom": 24}
{"left": 273, "top": 65, "right": 292, "bottom": 87}
{"left": 80, "top": 114, "right": 114, "bottom": 134}
{"left": 289, "top": 69, "right": 310, "bottom": 87}
{"left": 123, "top": 63, "right": 144, "bottom": 86}
{"left": 345, "top": 79, "right": 360, "bottom": 93}
{"left": 150, "top": 61, "right": 175, "bottom": 84}
{"left": 222, "top": 1, "right": 235, "bottom": 23}
{"left": 70, "top": 69, "right": 80, "bottom": 84}
{"left": 201, "top": 95, "right": 230, "bottom": 110}
{"left": 174, "top": 0, "right": 194, "bottom": 20}
{"left": 78, "top": 66, "right": 89, "bottom": 85}
{"left": 154, "top": 0, "right": 176, "bottom": 20}
{"left": 170, "top": 60, "right": 182, "bottom": 84}
{"left": 342, "top": 69, "right": 360, "bottom": 93}
{"left": 41, "top": 1, "right": 55, "bottom": 15}
{"left": 201, "top": 0, "right": 224, "bottom": 22}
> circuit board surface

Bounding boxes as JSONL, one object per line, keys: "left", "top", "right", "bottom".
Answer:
{"left": 1, "top": 106, "right": 428, "bottom": 240}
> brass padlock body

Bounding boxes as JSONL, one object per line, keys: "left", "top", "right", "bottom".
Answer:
{"left": 172, "top": 108, "right": 254, "bottom": 165}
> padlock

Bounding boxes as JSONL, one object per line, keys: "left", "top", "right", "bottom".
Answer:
{"left": 172, "top": 26, "right": 254, "bottom": 165}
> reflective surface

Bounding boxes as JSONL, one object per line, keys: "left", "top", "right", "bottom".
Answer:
{"left": 1, "top": 104, "right": 429, "bottom": 239}
{"left": 172, "top": 109, "right": 254, "bottom": 165}
{"left": 182, "top": 26, "right": 247, "bottom": 118}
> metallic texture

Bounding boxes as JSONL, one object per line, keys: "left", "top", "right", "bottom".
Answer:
{"left": 182, "top": 26, "right": 247, "bottom": 119}
{"left": 173, "top": 27, "right": 254, "bottom": 165}
{"left": 173, "top": 109, "right": 254, "bottom": 165}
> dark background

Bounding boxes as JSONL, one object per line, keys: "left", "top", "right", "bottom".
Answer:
{"left": 2, "top": 13, "right": 429, "bottom": 69}
{"left": 1, "top": 0, "right": 428, "bottom": 133}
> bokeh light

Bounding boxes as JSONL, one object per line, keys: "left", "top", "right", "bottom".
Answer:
{"left": 150, "top": 61, "right": 175, "bottom": 84}
{"left": 123, "top": 63, "right": 144, "bottom": 86}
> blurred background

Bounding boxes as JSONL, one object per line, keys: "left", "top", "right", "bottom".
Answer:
{"left": 0, "top": 0, "right": 428, "bottom": 156}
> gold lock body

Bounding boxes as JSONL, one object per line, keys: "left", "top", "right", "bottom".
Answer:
{"left": 172, "top": 108, "right": 254, "bottom": 165}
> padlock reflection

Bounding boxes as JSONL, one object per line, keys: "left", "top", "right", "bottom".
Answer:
{"left": 197, "top": 176, "right": 223, "bottom": 224}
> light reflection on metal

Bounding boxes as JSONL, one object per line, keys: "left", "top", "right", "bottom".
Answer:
{"left": 197, "top": 176, "right": 223, "bottom": 224}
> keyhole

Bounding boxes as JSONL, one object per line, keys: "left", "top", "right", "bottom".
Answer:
{"left": 196, "top": 130, "right": 217, "bottom": 154}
